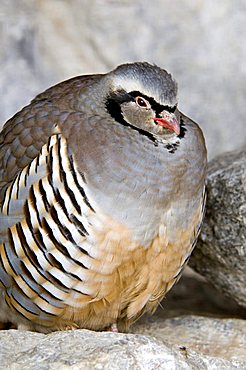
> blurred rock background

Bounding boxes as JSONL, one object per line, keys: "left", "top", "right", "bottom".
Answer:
{"left": 0, "top": 0, "right": 246, "bottom": 159}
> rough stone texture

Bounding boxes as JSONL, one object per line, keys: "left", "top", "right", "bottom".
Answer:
{"left": 1, "top": 0, "right": 246, "bottom": 158}
{"left": 0, "top": 327, "right": 245, "bottom": 370}
{"left": 132, "top": 316, "right": 246, "bottom": 362}
{"left": 190, "top": 150, "right": 246, "bottom": 307}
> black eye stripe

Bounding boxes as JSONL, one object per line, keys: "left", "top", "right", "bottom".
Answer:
{"left": 105, "top": 90, "right": 177, "bottom": 114}
{"left": 129, "top": 91, "right": 177, "bottom": 114}
{"left": 106, "top": 90, "right": 134, "bottom": 105}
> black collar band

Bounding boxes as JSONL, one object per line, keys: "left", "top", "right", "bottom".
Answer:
{"left": 105, "top": 91, "right": 185, "bottom": 148}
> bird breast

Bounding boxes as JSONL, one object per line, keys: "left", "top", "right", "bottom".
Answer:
{"left": 63, "top": 113, "right": 204, "bottom": 247}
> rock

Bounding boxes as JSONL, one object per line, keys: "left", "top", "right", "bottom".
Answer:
{"left": 0, "top": 327, "right": 245, "bottom": 370}
{"left": 1, "top": 1, "right": 246, "bottom": 158}
{"left": 132, "top": 315, "right": 246, "bottom": 363}
{"left": 190, "top": 150, "right": 246, "bottom": 307}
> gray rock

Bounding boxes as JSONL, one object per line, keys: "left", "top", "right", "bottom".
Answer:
{"left": 0, "top": 327, "right": 245, "bottom": 370}
{"left": 1, "top": 0, "right": 246, "bottom": 158}
{"left": 132, "top": 315, "right": 246, "bottom": 363}
{"left": 190, "top": 150, "right": 246, "bottom": 307}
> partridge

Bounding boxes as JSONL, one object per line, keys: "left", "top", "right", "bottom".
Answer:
{"left": 0, "top": 62, "right": 207, "bottom": 333}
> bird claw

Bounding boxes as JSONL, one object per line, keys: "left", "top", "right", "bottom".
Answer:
{"left": 110, "top": 323, "right": 118, "bottom": 332}
{"left": 105, "top": 323, "right": 118, "bottom": 332}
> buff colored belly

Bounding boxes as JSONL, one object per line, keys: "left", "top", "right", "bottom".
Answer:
{"left": 59, "top": 208, "right": 201, "bottom": 332}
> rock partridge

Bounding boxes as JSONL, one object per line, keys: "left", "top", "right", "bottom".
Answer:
{"left": 0, "top": 62, "right": 207, "bottom": 333}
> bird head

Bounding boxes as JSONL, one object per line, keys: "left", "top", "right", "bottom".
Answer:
{"left": 104, "top": 62, "right": 180, "bottom": 139}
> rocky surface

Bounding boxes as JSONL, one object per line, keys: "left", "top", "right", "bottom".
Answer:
{"left": 190, "top": 150, "right": 246, "bottom": 307}
{"left": 132, "top": 316, "right": 246, "bottom": 363}
{"left": 1, "top": 0, "right": 246, "bottom": 158}
{"left": 0, "top": 323, "right": 245, "bottom": 370}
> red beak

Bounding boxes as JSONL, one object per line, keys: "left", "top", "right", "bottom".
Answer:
{"left": 152, "top": 112, "right": 180, "bottom": 135}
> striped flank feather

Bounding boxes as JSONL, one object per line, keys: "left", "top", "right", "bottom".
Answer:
{"left": 0, "top": 134, "right": 96, "bottom": 325}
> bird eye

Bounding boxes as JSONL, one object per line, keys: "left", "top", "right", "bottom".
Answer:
{"left": 135, "top": 96, "right": 150, "bottom": 108}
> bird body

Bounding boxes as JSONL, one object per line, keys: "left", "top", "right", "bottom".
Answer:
{"left": 0, "top": 63, "right": 207, "bottom": 332}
